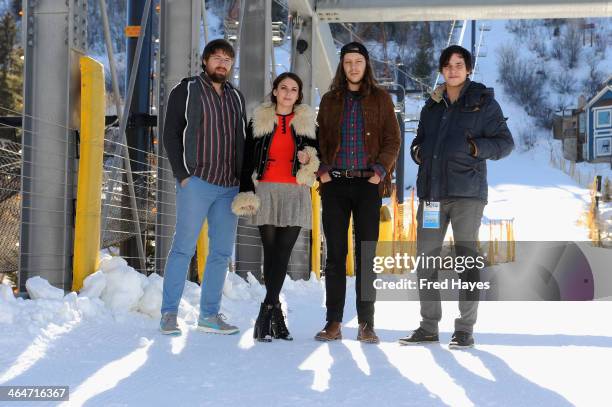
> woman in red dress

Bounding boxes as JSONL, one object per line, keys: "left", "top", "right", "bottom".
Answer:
{"left": 232, "top": 72, "right": 319, "bottom": 342}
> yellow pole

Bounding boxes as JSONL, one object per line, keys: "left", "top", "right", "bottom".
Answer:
{"left": 72, "top": 56, "right": 105, "bottom": 292}
{"left": 392, "top": 186, "right": 399, "bottom": 241}
{"left": 197, "top": 221, "right": 208, "bottom": 284}
{"left": 409, "top": 189, "right": 416, "bottom": 256}
{"left": 311, "top": 185, "right": 321, "bottom": 279}
{"left": 391, "top": 185, "right": 398, "bottom": 271}
{"left": 378, "top": 205, "right": 393, "bottom": 239}
{"left": 488, "top": 223, "right": 495, "bottom": 265}
{"left": 346, "top": 216, "right": 354, "bottom": 276}
{"left": 377, "top": 205, "right": 393, "bottom": 272}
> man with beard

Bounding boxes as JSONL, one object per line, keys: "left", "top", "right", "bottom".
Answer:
{"left": 159, "top": 39, "right": 247, "bottom": 336}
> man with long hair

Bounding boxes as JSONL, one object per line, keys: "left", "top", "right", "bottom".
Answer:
{"left": 315, "top": 42, "right": 401, "bottom": 344}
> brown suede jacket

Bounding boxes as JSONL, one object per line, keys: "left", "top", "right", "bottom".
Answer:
{"left": 316, "top": 86, "right": 401, "bottom": 197}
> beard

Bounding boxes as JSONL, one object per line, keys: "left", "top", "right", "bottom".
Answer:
{"left": 346, "top": 76, "right": 363, "bottom": 86}
{"left": 206, "top": 67, "right": 228, "bottom": 83}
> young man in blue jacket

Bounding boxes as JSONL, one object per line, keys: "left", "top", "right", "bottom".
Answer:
{"left": 400, "top": 45, "right": 514, "bottom": 349}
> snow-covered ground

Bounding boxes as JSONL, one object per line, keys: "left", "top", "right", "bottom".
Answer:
{"left": 1, "top": 256, "right": 612, "bottom": 407}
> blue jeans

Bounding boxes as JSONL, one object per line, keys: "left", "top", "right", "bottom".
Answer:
{"left": 161, "top": 176, "right": 239, "bottom": 318}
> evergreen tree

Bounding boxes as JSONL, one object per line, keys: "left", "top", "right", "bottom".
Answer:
{"left": 0, "top": 11, "right": 22, "bottom": 112}
{"left": 413, "top": 22, "right": 433, "bottom": 83}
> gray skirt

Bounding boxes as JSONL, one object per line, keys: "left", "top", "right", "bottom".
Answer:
{"left": 248, "top": 181, "right": 312, "bottom": 229}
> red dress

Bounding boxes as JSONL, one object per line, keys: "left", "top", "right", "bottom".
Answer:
{"left": 260, "top": 113, "right": 297, "bottom": 184}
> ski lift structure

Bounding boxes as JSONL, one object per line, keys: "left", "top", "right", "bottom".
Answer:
{"left": 472, "top": 23, "right": 491, "bottom": 78}
{"left": 272, "top": 21, "right": 287, "bottom": 46}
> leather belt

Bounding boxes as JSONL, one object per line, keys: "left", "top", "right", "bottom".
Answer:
{"left": 330, "top": 169, "right": 375, "bottom": 179}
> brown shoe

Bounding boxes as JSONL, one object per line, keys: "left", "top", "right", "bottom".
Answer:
{"left": 357, "top": 323, "right": 380, "bottom": 344}
{"left": 314, "top": 321, "right": 342, "bottom": 341}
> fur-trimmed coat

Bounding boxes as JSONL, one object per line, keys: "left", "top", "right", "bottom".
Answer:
{"left": 231, "top": 102, "right": 319, "bottom": 216}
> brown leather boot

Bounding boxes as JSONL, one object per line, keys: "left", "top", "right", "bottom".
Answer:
{"left": 314, "top": 321, "right": 342, "bottom": 341}
{"left": 357, "top": 322, "right": 379, "bottom": 344}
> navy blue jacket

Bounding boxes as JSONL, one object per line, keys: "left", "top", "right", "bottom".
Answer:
{"left": 410, "top": 80, "right": 514, "bottom": 202}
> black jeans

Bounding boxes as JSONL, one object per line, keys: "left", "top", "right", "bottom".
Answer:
{"left": 321, "top": 178, "right": 381, "bottom": 326}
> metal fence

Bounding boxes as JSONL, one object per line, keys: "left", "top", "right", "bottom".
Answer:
{"left": 100, "top": 126, "right": 164, "bottom": 275}
{"left": 0, "top": 134, "right": 21, "bottom": 286}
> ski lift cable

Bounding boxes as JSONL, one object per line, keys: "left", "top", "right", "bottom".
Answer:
{"left": 433, "top": 19, "right": 468, "bottom": 90}
{"left": 457, "top": 19, "right": 468, "bottom": 46}
{"left": 272, "top": 0, "right": 289, "bottom": 11}
{"left": 433, "top": 19, "right": 457, "bottom": 90}
{"left": 472, "top": 24, "right": 487, "bottom": 78}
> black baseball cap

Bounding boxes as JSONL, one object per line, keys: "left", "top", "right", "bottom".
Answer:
{"left": 340, "top": 41, "right": 369, "bottom": 60}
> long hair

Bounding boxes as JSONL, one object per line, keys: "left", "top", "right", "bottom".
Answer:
{"left": 329, "top": 57, "right": 378, "bottom": 96}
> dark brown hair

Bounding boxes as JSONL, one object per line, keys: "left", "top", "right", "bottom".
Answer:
{"left": 201, "top": 39, "right": 235, "bottom": 71}
{"left": 329, "top": 54, "right": 378, "bottom": 96}
{"left": 438, "top": 45, "right": 473, "bottom": 74}
{"left": 270, "top": 72, "right": 304, "bottom": 105}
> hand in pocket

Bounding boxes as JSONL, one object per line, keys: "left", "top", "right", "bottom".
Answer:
{"left": 320, "top": 172, "right": 332, "bottom": 183}
{"left": 368, "top": 173, "right": 381, "bottom": 184}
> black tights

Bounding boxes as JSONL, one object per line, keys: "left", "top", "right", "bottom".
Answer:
{"left": 258, "top": 225, "right": 301, "bottom": 305}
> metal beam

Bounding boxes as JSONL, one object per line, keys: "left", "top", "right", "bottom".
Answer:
{"left": 290, "top": 14, "right": 315, "bottom": 103}
{"left": 239, "top": 0, "right": 273, "bottom": 116}
{"left": 234, "top": 0, "right": 273, "bottom": 280}
{"left": 289, "top": 0, "right": 338, "bottom": 101}
{"left": 155, "top": 0, "right": 202, "bottom": 275}
{"left": 121, "top": 0, "right": 154, "bottom": 271}
{"left": 20, "top": 0, "right": 88, "bottom": 292}
{"left": 288, "top": 0, "right": 315, "bottom": 16}
{"left": 314, "top": 0, "right": 611, "bottom": 22}
{"left": 312, "top": 21, "right": 338, "bottom": 97}
{"left": 99, "top": 0, "right": 151, "bottom": 273}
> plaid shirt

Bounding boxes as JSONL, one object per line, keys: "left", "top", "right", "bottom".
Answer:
{"left": 334, "top": 92, "right": 369, "bottom": 170}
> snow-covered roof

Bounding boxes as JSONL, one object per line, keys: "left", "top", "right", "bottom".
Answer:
{"left": 585, "top": 85, "right": 612, "bottom": 109}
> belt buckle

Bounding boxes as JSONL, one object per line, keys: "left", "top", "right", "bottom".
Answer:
{"left": 345, "top": 170, "right": 353, "bottom": 178}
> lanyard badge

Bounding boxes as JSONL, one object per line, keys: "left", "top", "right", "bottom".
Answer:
{"left": 423, "top": 201, "right": 441, "bottom": 229}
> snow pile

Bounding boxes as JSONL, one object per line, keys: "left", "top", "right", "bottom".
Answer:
{"left": 25, "top": 276, "right": 65, "bottom": 300}
{"left": 137, "top": 273, "right": 164, "bottom": 318}
{"left": 77, "top": 254, "right": 161, "bottom": 317}
{"left": 222, "top": 269, "right": 252, "bottom": 300}
{"left": 97, "top": 256, "right": 145, "bottom": 313}
{"left": 0, "top": 283, "right": 16, "bottom": 324}
{"left": 0, "top": 253, "right": 302, "bottom": 328}
{"left": 0, "top": 282, "right": 15, "bottom": 302}
{"left": 78, "top": 270, "right": 106, "bottom": 299}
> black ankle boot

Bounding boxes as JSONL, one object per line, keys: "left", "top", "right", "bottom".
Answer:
{"left": 271, "top": 303, "right": 293, "bottom": 341}
{"left": 253, "top": 303, "right": 274, "bottom": 342}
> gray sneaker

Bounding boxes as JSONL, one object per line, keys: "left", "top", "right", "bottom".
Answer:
{"left": 197, "top": 313, "right": 239, "bottom": 335}
{"left": 159, "top": 312, "right": 181, "bottom": 336}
